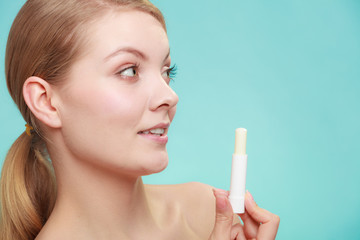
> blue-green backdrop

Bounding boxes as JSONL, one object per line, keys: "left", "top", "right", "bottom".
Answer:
{"left": 1, "top": 0, "right": 359, "bottom": 239}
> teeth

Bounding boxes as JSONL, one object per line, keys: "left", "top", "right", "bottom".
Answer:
{"left": 150, "top": 128, "right": 165, "bottom": 134}
{"left": 139, "top": 128, "right": 165, "bottom": 135}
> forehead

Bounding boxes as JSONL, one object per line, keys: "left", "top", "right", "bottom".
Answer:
{"left": 82, "top": 10, "right": 169, "bottom": 60}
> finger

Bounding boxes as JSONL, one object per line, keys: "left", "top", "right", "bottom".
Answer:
{"left": 245, "top": 191, "right": 280, "bottom": 240}
{"left": 238, "top": 211, "right": 259, "bottom": 239}
{"left": 230, "top": 223, "right": 246, "bottom": 240}
{"left": 209, "top": 188, "right": 234, "bottom": 240}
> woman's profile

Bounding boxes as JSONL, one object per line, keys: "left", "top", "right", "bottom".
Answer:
{"left": 0, "top": 0, "right": 279, "bottom": 239}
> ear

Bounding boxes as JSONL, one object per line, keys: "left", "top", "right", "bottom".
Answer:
{"left": 23, "top": 76, "right": 62, "bottom": 128}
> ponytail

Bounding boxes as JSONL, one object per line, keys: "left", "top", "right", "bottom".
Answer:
{"left": 0, "top": 132, "right": 56, "bottom": 240}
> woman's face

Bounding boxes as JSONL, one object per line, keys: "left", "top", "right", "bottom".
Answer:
{"left": 54, "top": 10, "right": 178, "bottom": 176}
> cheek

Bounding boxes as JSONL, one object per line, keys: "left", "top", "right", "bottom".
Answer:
{"left": 58, "top": 84, "right": 146, "bottom": 161}
{"left": 63, "top": 84, "right": 143, "bottom": 126}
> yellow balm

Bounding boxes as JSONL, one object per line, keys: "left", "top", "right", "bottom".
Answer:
{"left": 234, "top": 128, "right": 247, "bottom": 155}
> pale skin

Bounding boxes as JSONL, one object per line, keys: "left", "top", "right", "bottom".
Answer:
{"left": 22, "top": 10, "right": 279, "bottom": 240}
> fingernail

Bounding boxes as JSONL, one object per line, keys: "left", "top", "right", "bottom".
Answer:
{"left": 213, "top": 188, "right": 228, "bottom": 196}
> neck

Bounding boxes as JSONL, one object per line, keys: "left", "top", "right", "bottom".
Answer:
{"left": 47, "top": 154, "right": 160, "bottom": 239}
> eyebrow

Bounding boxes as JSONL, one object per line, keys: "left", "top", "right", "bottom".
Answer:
{"left": 104, "top": 46, "right": 170, "bottom": 63}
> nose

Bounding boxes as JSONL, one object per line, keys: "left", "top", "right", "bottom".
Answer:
{"left": 149, "top": 75, "right": 179, "bottom": 112}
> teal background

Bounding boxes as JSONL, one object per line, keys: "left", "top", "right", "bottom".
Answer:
{"left": 1, "top": 0, "right": 360, "bottom": 239}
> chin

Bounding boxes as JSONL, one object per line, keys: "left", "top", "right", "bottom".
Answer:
{"left": 141, "top": 154, "right": 169, "bottom": 176}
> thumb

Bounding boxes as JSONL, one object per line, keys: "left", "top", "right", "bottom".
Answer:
{"left": 209, "top": 189, "right": 234, "bottom": 240}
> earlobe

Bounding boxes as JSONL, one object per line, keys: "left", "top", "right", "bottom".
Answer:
{"left": 23, "top": 76, "right": 62, "bottom": 128}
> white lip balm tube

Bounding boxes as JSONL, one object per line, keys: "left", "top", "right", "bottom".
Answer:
{"left": 229, "top": 128, "right": 248, "bottom": 214}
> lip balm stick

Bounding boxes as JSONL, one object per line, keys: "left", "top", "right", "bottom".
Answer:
{"left": 229, "top": 128, "right": 247, "bottom": 214}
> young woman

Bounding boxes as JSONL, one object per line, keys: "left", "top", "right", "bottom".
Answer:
{"left": 0, "top": 0, "right": 279, "bottom": 239}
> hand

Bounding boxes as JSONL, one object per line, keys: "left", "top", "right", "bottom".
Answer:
{"left": 209, "top": 189, "right": 280, "bottom": 240}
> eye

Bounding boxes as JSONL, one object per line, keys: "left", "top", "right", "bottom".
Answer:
{"left": 162, "top": 64, "right": 177, "bottom": 83}
{"left": 118, "top": 66, "right": 137, "bottom": 77}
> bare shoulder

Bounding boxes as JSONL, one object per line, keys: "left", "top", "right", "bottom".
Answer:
{"left": 145, "top": 182, "right": 216, "bottom": 238}
{"left": 146, "top": 181, "right": 215, "bottom": 210}
{"left": 145, "top": 181, "right": 214, "bottom": 200}
{"left": 177, "top": 182, "right": 216, "bottom": 235}
{"left": 174, "top": 182, "right": 215, "bottom": 209}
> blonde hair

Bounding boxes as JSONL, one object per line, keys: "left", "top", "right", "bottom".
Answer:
{"left": 0, "top": 0, "right": 165, "bottom": 239}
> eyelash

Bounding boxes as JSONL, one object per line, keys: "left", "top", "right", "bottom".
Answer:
{"left": 167, "top": 64, "right": 177, "bottom": 82}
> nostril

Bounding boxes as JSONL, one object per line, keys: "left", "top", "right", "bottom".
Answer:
{"left": 158, "top": 103, "right": 170, "bottom": 108}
